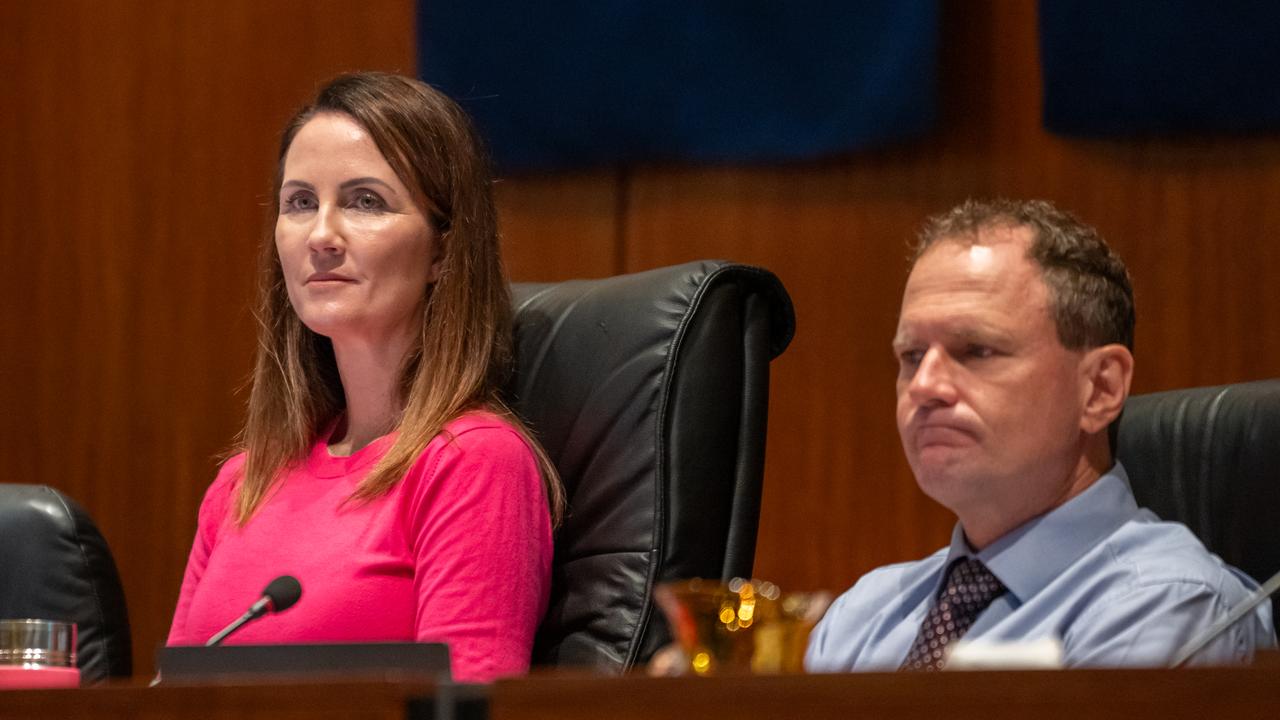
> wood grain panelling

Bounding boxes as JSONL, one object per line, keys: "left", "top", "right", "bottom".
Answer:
{"left": 6, "top": 0, "right": 1280, "bottom": 680}
{"left": 1, "top": 0, "right": 415, "bottom": 675}
{"left": 497, "top": 170, "right": 622, "bottom": 281}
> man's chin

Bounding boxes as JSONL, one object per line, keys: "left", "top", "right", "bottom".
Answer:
{"left": 910, "top": 455, "right": 983, "bottom": 504}
{"left": 913, "top": 443, "right": 974, "bottom": 470}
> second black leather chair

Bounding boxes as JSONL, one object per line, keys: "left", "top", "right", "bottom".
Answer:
{"left": 1116, "top": 379, "right": 1280, "bottom": 585}
{"left": 509, "top": 260, "right": 795, "bottom": 672}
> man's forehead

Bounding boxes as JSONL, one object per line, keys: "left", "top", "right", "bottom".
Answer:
{"left": 925, "top": 223, "right": 1035, "bottom": 258}
{"left": 897, "top": 228, "right": 1051, "bottom": 336}
{"left": 905, "top": 231, "right": 1039, "bottom": 294}
{"left": 893, "top": 307, "right": 1020, "bottom": 347}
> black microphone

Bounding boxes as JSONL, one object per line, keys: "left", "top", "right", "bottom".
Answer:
{"left": 1170, "top": 568, "right": 1280, "bottom": 667}
{"left": 205, "top": 575, "right": 303, "bottom": 647}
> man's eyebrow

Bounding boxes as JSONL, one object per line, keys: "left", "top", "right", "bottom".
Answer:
{"left": 891, "top": 324, "right": 1015, "bottom": 350}
{"left": 950, "top": 325, "right": 1015, "bottom": 346}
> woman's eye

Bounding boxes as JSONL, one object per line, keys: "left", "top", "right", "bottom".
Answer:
{"left": 966, "top": 344, "right": 995, "bottom": 359}
{"left": 352, "top": 192, "right": 385, "bottom": 211}
{"left": 282, "top": 193, "right": 317, "bottom": 213}
{"left": 898, "top": 349, "right": 924, "bottom": 366}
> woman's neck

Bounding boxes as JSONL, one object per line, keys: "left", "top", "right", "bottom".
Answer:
{"left": 327, "top": 332, "right": 413, "bottom": 457}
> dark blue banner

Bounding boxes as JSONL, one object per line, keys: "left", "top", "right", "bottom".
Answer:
{"left": 419, "top": 2, "right": 939, "bottom": 172}
{"left": 1040, "top": 1, "right": 1280, "bottom": 137}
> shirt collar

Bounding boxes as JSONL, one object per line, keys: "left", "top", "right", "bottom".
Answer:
{"left": 941, "top": 463, "right": 1141, "bottom": 604}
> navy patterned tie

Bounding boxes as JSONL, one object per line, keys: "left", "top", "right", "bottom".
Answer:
{"left": 900, "top": 557, "right": 1007, "bottom": 671}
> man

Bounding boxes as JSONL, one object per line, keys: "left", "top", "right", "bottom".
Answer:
{"left": 806, "top": 199, "right": 1275, "bottom": 670}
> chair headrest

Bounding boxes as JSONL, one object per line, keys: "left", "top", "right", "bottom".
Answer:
{"left": 0, "top": 484, "right": 132, "bottom": 682}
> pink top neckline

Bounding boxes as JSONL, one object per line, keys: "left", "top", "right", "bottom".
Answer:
{"left": 306, "top": 420, "right": 397, "bottom": 478}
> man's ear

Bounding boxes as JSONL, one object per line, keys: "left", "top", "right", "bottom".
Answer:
{"left": 1079, "top": 344, "right": 1134, "bottom": 435}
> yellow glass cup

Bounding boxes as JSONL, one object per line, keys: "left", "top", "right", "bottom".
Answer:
{"left": 654, "top": 578, "right": 830, "bottom": 675}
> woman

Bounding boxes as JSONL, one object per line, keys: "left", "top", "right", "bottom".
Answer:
{"left": 167, "top": 72, "right": 564, "bottom": 682}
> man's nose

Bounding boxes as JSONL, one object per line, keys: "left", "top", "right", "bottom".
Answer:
{"left": 907, "top": 347, "right": 958, "bottom": 407}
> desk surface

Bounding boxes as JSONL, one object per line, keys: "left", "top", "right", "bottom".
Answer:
{"left": 4, "top": 665, "right": 1279, "bottom": 720}
{"left": 0, "top": 676, "right": 437, "bottom": 720}
{"left": 491, "top": 665, "right": 1280, "bottom": 720}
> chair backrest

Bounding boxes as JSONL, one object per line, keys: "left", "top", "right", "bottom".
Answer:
{"left": 1115, "top": 379, "right": 1280, "bottom": 584}
{"left": 508, "top": 260, "right": 795, "bottom": 672}
{"left": 0, "top": 484, "right": 132, "bottom": 682}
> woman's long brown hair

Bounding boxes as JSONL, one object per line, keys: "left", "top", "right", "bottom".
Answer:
{"left": 233, "top": 72, "right": 564, "bottom": 526}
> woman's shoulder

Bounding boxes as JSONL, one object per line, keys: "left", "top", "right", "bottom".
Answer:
{"left": 198, "top": 450, "right": 243, "bottom": 497}
{"left": 193, "top": 451, "right": 247, "bottom": 530}
{"left": 216, "top": 450, "right": 249, "bottom": 475}
{"left": 407, "top": 409, "right": 540, "bottom": 482}
{"left": 435, "top": 409, "right": 534, "bottom": 455}
{"left": 395, "top": 410, "right": 545, "bottom": 521}
{"left": 441, "top": 408, "right": 522, "bottom": 435}
{"left": 209, "top": 452, "right": 247, "bottom": 493}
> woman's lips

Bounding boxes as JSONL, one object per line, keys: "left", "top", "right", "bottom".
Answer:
{"left": 305, "top": 272, "right": 355, "bottom": 284}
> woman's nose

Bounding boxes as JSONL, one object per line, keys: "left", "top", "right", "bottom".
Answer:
{"left": 305, "top": 206, "right": 344, "bottom": 253}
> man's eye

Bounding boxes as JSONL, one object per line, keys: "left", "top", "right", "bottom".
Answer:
{"left": 352, "top": 192, "right": 385, "bottom": 211}
{"left": 966, "top": 345, "right": 994, "bottom": 359}
{"left": 283, "top": 193, "right": 317, "bottom": 213}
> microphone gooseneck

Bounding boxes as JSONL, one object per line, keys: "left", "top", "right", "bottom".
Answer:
{"left": 205, "top": 575, "right": 303, "bottom": 647}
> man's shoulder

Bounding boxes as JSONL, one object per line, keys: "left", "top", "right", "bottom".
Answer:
{"left": 1046, "top": 511, "right": 1276, "bottom": 665}
{"left": 823, "top": 548, "right": 949, "bottom": 624}
{"left": 806, "top": 547, "right": 949, "bottom": 671}
{"left": 1091, "top": 511, "right": 1260, "bottom": 601}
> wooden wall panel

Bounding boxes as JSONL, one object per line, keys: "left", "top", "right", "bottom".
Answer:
{"left": 6, "top": 0, "right": 1280, "bottom": 680}
{"left": 1, "top": 0, "right": 416, "bottom": 675}
{"left": 497, "top": 171, "right": 622, "bottom": 281}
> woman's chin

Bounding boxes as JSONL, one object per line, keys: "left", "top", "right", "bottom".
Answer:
{"left": 296, "top": 312, "right": 361, "bottom": 340}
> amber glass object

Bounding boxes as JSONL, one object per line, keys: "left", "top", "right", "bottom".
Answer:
{"left": 654, "top": 578, "right": 830, "bottom": 675}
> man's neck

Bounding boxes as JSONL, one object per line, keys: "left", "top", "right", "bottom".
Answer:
{"left": 961, "top": 448, "right": 1113, "bottom": 551}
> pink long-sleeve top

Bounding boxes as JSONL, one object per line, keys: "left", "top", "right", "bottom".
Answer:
{"left": 166, "top": 411, "right": 554, "bottom": 682}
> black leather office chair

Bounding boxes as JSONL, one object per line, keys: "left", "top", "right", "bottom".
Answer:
{"left": 0, "top": 484, "right": 132, "bottom": 683}
{"left": 508, "top": 260, "right": 795, "bottom": 673}
{"left": 1116, "top": 379, "right": 1280, "bottom": 584}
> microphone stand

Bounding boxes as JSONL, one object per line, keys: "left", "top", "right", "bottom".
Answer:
{"left": 1171, "top": 569, "right": 1280, "bottom": 667}
{"left": 206, "top": 596, "right": 274, "bottom": 647}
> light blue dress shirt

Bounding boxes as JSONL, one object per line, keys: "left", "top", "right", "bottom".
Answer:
{"left": 806, "top": 463, "right": 1277, "bottom": 670}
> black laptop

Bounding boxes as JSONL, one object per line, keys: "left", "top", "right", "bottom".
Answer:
{"left": 156, "top": 642, "right": 451, "bottom": 683}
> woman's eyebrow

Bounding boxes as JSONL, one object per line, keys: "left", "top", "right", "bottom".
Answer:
{"left": 279, "top": 178, "right": 397, "bottom": 192}
{"left": 339, "top": 177, "right": 396, "bottom": 192}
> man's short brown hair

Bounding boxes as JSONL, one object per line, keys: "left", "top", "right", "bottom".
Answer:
{"left": 914, "top": 199, "right": 1135, "bottom": 352}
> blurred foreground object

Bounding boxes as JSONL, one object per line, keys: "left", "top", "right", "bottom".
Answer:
{"left": 945, "top": 637, "right": 1064, "bottom": 670}
{"left": 655, "top": 578, "right": 830, "bottom": 675}
{"left": 0, "top": 619, "right": 80, "bottom": 689}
